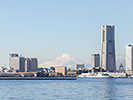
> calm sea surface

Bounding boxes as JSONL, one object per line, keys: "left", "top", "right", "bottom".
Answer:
{"left": 0, "top": 78, "right": 133, "bottom": 100}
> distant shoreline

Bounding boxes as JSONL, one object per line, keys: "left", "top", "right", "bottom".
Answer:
{"left": 0, "top": 77, "right": 77, "bottom": 80}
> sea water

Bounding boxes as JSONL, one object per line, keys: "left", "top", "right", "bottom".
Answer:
{"left": 0, "top": 78, "right": 132, "bottom": 100}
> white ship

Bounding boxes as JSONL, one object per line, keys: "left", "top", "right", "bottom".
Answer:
{"left": 78, "top": 72, "right": 110, "bottom": 78}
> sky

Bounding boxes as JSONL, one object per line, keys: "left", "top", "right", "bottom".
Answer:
{"left": 0, "top": 0, "right": 133, "bottom": 67}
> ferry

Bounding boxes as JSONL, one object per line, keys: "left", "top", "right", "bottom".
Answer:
{"left": 78, "top": 73, "right": 110, "bottom": 78}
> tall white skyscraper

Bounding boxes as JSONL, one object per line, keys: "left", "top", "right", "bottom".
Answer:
{"left": 100, "top": 25, "right": 116, "bottom": 72}
{"left": 126, "top": 45, "right": 133, "bottom": 75}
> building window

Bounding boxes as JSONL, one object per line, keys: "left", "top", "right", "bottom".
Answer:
{"left": 103, "top": 30, "right": 105, "bottom": 41}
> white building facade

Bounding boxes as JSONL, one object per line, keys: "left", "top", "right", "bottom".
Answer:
{"left": 126, "top": 45, "right": 133, "bottom": 74}
{"left": 10, "top": 55, "right": 25, "bottom": 72}
{"left": 10, "top": 54, "right": 38, "bottom": 72}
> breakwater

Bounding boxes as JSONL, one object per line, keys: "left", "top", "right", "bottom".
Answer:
{"left": 0, "top": 77, "right": 77, "bottom": 80}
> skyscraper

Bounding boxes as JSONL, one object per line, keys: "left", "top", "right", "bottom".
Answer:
{"left": 10, "top": 54, "right": 25, "bottom": 72}
{"left": 126, "top": 45, "right": 133, "bottom": 75}
{"left": 25, "top": 58, "right": 38, "bottom": 72}
{"left": 91, "top": 54, "right": 100, "bottom": 68}
{"left": 100, "top": 25, "right": 116, "bottom": 72}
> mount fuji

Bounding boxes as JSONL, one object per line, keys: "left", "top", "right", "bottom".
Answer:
{"left": 39, "top": 53, "right": 83, "bottom": 69}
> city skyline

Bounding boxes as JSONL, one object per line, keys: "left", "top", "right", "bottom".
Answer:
{"left": 0, "top": 1, "right": 133, "bottom": 100}
{"left": 0, "top": 0, "right": 133, "bottom": 67}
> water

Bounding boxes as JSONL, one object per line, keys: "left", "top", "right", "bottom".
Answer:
{"left": 0, "top": 78, "right": 133, "bottom": 100}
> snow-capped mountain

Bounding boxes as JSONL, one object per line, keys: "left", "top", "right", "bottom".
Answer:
{"left": 39, "top": 53, "right": 83, "bottom": 69}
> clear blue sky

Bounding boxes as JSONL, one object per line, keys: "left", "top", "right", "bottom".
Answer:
{"left": 0, "top": 0, "right": 133, "bottom": 67}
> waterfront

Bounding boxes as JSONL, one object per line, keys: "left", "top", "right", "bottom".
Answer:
{"left": 0, "top": 78, "right": 133, "bottom": 100}
{"left": 0, "top": 77, "right": 77, "bottom": 80}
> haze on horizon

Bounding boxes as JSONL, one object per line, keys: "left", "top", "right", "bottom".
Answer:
{"left": 0, "top": 0, "right": 133, "bottom": 67}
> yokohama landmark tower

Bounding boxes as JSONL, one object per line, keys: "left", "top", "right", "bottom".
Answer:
{"left": 100, "top": 25, "right": 116, "bottom": 72}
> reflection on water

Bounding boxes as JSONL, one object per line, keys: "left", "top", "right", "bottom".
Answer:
{"left": 102, "top": 79, "right": 133, "bottom": 100}
{"left": 100, "top": 79, "right": 118, "bottom": 100}
{"left": 0, "top": 78, "right": 132, "bottom": 100}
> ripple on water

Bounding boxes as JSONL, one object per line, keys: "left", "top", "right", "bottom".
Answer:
{"left": 0, "top": 78, "right": 132, "bottom": 100}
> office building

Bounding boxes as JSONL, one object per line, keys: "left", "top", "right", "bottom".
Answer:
{"left": 10, "top": 54, "right": 19, "bottom": 58}
{"left": 25, "top": 58, "right": 31, "bottom": 72}
{"left": 10, "top": 54, "right": 38, "bottom": 72}
{"left": 100, "top": 25, "right": 116, "bottom": 72}
{"left": 10, "top": 54, "right": 25, "bottom": 72}
{"left": 55, "top": 67, "right": 67, "bottom": 75}
{"left": 91, "top": 54, "right": 100, "bottom": 68}
{"left": 25, "top": 58, "right": 38, "bottom": 72}
{"left": 126, "top": 45, "right": 133, "bottom": 74}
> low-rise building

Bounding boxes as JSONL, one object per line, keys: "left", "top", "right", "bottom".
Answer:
{"left": 55, "top": 67, "right": 67, "bottom": 76}
{"left": 76, "top": 64, "right": 85, "bottom": 70}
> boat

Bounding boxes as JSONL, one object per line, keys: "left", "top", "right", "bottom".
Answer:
{"left": 78, "top": 73, "right": 94, "bottom": 78}
{"left": 78, "top": 72, "right": 110, "bottom": 78}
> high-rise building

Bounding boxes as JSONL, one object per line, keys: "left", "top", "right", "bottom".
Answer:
{"left": 25, "top": 58, "right": 31, "bottom": 72}
{"left": 10, "top": 54, "right": 25, "bottom": 72}
{"left": 10, "top": 54, "right": 38, "bottom": 72}
{"left": 100, "top": 25, "right": 116, "bottom": 72}
{"left": 25, "top": 58, "right": 38, "bottom": 72}
{"left": 91, "top": 54, "right": 100, "bottom": 68}
{"left": 30, "top": 58, "right": 38, "bottom": 71}
{"left": 10, "top": 54, "right": 19, "bottom": 58}
{"left": 126, "top": 45, "right": 133, "bottom": 75}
